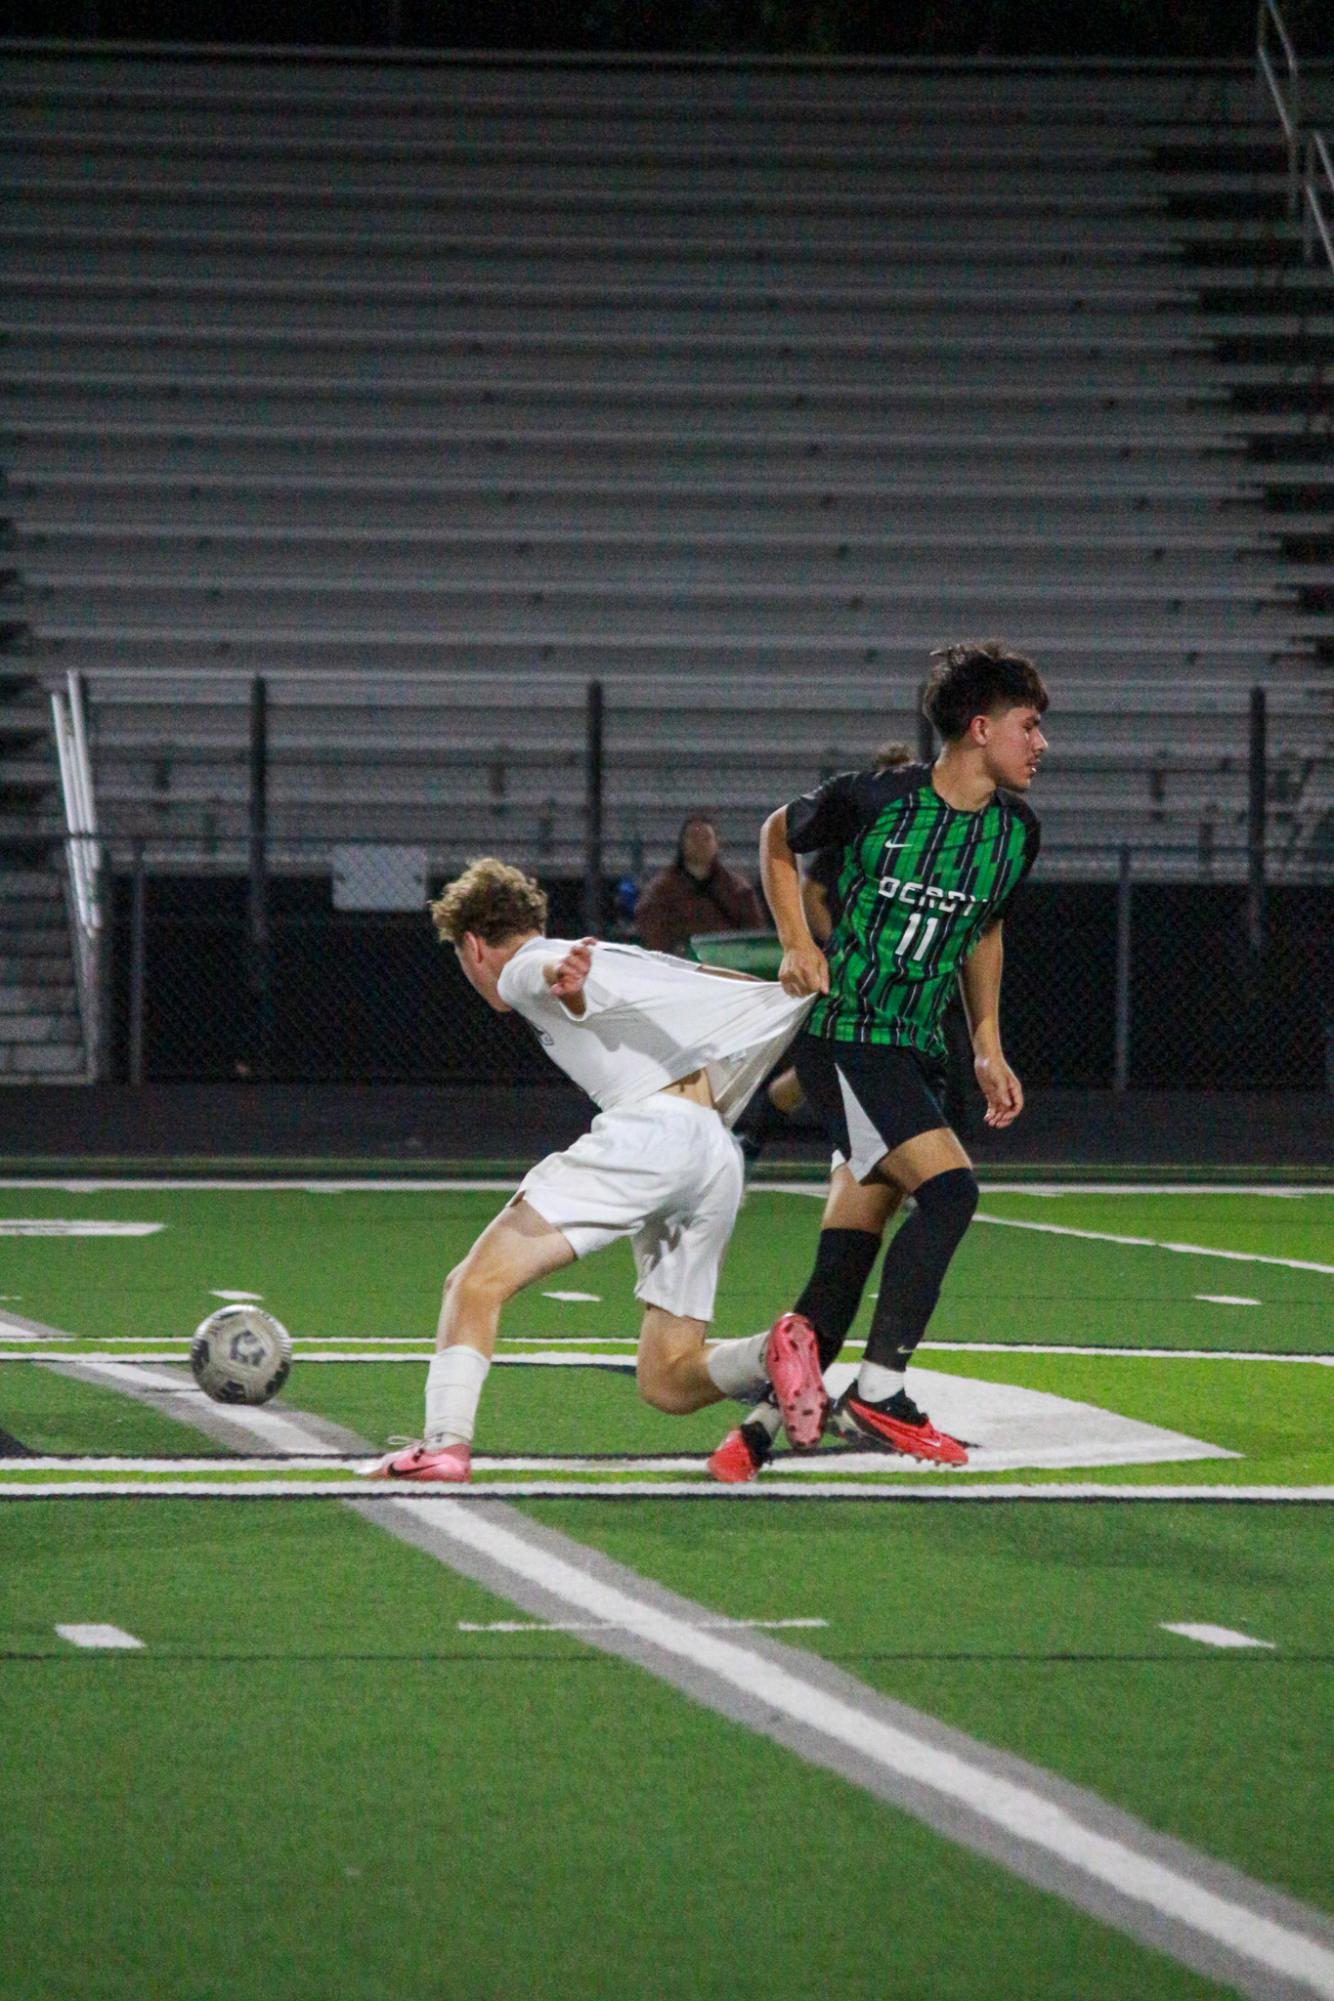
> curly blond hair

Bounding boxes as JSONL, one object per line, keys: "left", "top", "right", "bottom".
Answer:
{"left": 429, "top": 857, "right": 548, "bottom": 946}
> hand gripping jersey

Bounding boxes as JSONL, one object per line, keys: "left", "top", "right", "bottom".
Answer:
{"left": 496, "top": 938, "right": 812, "bottom": 1125}
{"left": 785, "top": 761, "right": 1040, "bottom": 1064}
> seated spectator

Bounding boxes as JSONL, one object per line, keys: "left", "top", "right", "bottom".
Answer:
{"left": 635, "top": 813, "right": 764, "bottom": 956}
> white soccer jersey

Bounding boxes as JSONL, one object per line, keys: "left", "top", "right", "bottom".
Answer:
{"left": 496, "top": 937, "right": 811, "bottom": 1126}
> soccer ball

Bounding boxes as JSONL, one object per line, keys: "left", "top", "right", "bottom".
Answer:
{"left": 190, "top": 1305, "right": 293, "bottom": 1405}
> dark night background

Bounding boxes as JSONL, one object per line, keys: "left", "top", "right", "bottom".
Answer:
{"left": 7, "top": 0, "right": 1324, "bottom": 57}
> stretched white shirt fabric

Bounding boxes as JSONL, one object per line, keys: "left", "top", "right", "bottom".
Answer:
{"left": 496, "top": 938, "right": 812, "bottom": 1126}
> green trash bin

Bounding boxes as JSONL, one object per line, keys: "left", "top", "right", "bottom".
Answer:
{"left": 687, "top": 930, "right": 783, "bottom": 980}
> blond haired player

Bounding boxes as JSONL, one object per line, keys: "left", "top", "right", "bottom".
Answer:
{"left": 362, "top": 858, "right": 821, "bottom": 1483}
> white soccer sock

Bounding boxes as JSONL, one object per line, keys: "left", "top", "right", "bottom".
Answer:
{"left": 857, "top": 1360, "right": 907, "bottom": 1404}
{"left": 705, "top": 1329, "right": 771, "bottom": 1400}
{"left": 742, "top": 1395, "right": 783, "bottom": 1441}
{"left": 425, "top": 1345, "right": 491, "bottom": 1447}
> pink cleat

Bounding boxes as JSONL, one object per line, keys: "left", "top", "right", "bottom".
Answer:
{"left": 360, "top": 1440, "right": 472, "bottom": 1483}
{"left": 763, "top": 1312, "right": 828, "bottom": 1451}
{"left": 707, "top": 1421, "right": 772, "bottom": 1485}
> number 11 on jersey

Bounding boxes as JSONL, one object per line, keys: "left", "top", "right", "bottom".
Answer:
{"left": 895, "top": 912, "right": 940, "bottom": 962}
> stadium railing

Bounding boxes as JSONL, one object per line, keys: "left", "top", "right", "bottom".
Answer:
{"left": 66, "top": 830, "right": 1334, "bottom": 1096}
{"left": 48, "top": 670, "right": 106, "bottom": 1082}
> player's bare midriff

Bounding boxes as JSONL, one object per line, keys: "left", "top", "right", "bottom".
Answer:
{"left": 657, "top": 1067, "right": 714, "bottom": 1107}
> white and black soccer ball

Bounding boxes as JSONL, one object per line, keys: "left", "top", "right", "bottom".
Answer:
{"left": 190, "top": 1305, "right": 293, "bottom": 1406}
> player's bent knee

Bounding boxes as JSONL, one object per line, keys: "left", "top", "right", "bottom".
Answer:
{"left": 636, "top": 1336, "right": 708, "bottom": 1414}
{"left": 445, "top": 1255, "right": 517, "bottom": 1314}
{"left": 914, "top": 1165, "right": 979, "bottom": 1245}
{"left": 635, "top": 1355, "right": 687, "bottom": 1413}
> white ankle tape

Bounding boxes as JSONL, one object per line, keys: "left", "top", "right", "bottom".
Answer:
{"left": 426, "top": 1345, "right": 491, "bottom": 1446}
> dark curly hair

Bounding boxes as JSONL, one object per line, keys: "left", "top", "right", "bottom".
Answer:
{"left": 922, "top": 640, "right": 1048, "bottom": 743}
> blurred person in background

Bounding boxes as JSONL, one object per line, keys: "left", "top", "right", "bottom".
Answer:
{"left": 634, "top": 812, "right": 764, "bottom": 955}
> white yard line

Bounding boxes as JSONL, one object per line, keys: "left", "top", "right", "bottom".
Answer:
{"left": 0, "top": 1441, "right": 1238, "bottom": 1477}
{"left": 0, "top": 1178, "right": 1329, "bottom": 1196}
{"left": 456, "top": 1616, "right": 830, "bottom": 1633}
{"left": 973, "top": 1212, "right": 1334, "bottom": 1276}
{"left": 759, "top": 1183, "right": 1329, "bottom": 1199}
{"left": 15, "top": 1335, "right": 1334, "bottom": 1999}
{"left": 921, "top": 1343, "right": 1332, "bottom": 1364}
{"left": 0, "top": 1220, "right": 164, "bottom": 1236}
{"left": 0, "top": 1349, "right": 639, "bottom": 1367}
{"left": 374, "top": 1499, "right": 1334, "bottom": 2001}
{"left": 15, "top": 1456, "right": 369, "bottom": 1472}
{"left": 0, "top": 1177, "right": 525, "bottom": 1193}
{"left": 45, "top": 1360, "right": 349, "bottom": 1455}
{"left": 54, "top": 1623, "right": 143, "bottom": 1649}
{"left": 4, "top": 1345, "right": 1329, "bottom": 1367}
{"left": 3, "top": 1480, "right": 1331, "bottom": 1502}
{"left": 1161, "top": 1624, "right": 1277, "bottom": 1651}
{"left": 10, "top": 1336, "right": 442, "bottom": 1351}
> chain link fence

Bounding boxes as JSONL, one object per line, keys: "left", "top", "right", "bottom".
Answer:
{"left": 24, "top": 834, "right": 1330, "bottom": 1090}
{"left": 1002, "top": 865, "right": 1334, "bottom": 1089}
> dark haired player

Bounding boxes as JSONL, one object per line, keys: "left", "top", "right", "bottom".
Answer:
{"left": 709, "top": 641, "right": 1048, "bottom": 1481}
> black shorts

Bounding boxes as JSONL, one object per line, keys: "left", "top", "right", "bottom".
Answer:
{"left": 793, "top": 1034, "right": 950, "bottom": 1182}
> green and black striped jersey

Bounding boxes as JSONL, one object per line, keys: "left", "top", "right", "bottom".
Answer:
{"left": 786, "top": 761, "right": 1040, "bottom": 1061}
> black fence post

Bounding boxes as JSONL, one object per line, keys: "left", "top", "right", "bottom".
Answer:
{"left": 1114, "top": 844, "right": 1133, "bottom": 1093}
{"left": 584, "top": 678, "right": 604, "bottom": 935}
{"left": 1247, "top": 685, "right": 1267, "bottom": 958}
{"left": 94, "top": 839, "right": 112, "bottom": 1084}
{"left": 248, "top": 675, "right": 272, "bottom": 1075}
{"left": 129, "top": 839, "right": 146, "bottom": 1088}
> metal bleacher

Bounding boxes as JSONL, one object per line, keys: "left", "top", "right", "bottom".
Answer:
{"left": 3, "top": 46, "right": 1333, "bottom": 895}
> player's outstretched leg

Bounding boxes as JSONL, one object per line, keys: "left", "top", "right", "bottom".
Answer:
{"left": 361, "top": 1197, "right": 574, "bottom": 1485}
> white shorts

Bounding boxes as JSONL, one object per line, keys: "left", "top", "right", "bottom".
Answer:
{"left": 517, "top": 1093, "right": 744, "bottom": 1325}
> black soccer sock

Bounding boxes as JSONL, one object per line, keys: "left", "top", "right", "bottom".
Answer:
{"left": 794, "top": 1228, "right": 883, "bottom": 1369}
{"left": 734, "top": 1089, "right": 783, "bottom": 1164}
{"left": 864, "top": 1167, "right": 979, "bottom": 1371}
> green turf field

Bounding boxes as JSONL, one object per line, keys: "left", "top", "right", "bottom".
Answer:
{"left": 1, "top": 1497, "right": 1246, "bottom": 2001}
{"left": 1, "top": 1179, "right": 1330, "bottom": 2001}
{"left": 0, "top": 1181, "right": 1331, "bottom": 1351}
